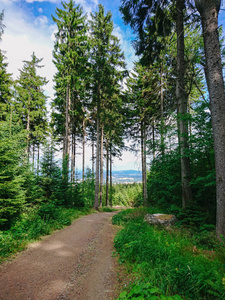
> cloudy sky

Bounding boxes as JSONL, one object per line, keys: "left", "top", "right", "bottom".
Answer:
{"left": 0, "top": 0, "right": 224, "bottom": 171}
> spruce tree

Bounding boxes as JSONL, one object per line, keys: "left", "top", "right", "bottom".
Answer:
{"left": 89, "top": 4, "right": 126, "bottom": 209}
{"left": 0, "top": 121, "right": 26, "bottom": 230}
{"left": 14, "top": 52, "right": 48, "bottom": 160}
{"left": 52, "top": 0, "right": 89, "bottom": 180}
{"left": 0, "top": 11, "right": 13, "bottom": 121}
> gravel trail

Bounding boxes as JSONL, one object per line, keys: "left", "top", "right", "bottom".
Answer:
{"left": 0, "top": 212, "right": 121, "bottom": 300}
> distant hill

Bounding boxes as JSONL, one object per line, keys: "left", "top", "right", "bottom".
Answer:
{"left": 112, "top": 170, "right": 142, "bottom": 183}
{"left": 70, "top": 169, "right": 142, "bottom": 183}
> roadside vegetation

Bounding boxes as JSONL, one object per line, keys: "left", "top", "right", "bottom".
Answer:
{"left": 112, "top": 208, "right": 225, "bottom": 300}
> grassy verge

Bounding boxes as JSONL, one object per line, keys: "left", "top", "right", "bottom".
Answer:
{"left": 98, "top": 207, "right": 119, "bottom": 212}
{"left": 0, "top": 205, "right": 94, "bottom": 263}
{"left": 112, "top": 207, "right": 225, "bottom": 300}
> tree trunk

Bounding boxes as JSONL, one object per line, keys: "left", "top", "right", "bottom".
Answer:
{"left": 94, "top": 90, "right": 100, "bottom": 209}
{"left": 110, "top": 145, "right": 113, "bottom": 207}
{"left": 141, "top": 123, "right": 144, "bottom": 201}
{"left": 92, "top": 139, "right": 95, "bottom": 175}
{"left": 176, "top": 0, "right": 192, "bottom": 208}
{"left": 141, "top": 121, "right": 148, "bottom": 205}
{"left": 82, "top": 118, "right": 86, "bottom": 182}
{"left": 26, "top": 106, "right": 30, "bottom": 159}
{"left": 37, "top": 143, "right": 40, "bottom": 175}
{"left": 160, "top": 63, "right": 165, "bottom": 155}
{"left": 64, "top": 84, "right": 70, "bottom": 177}
{"left": 32, "top": 144, "right": 35, "bottom": 169}
{"left": 99, "top": 125, "right": 104, "bottom": 207}
{"left": 143, "top": 122, "right": 148, "bottom": 204}
{"left": 71, "top": 133, "right": 76, "bottom": 182}
{"left": 195, "top": 0, "right": 225, "bottom": 238}
{"left": 106, "top": 140, "right": 109, "bottom": 207}
{"left": 152, "top": 120, "right": 155, "bottom": 160}
{"left": 71, "top": 133, "right": 74, "bottom": 182}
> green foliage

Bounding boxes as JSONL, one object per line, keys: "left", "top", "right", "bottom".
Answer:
{"left": 113, "top": 208, "right": 225, "bottom": 300}
{"left": 112, "top": 207, "right": 161, "bottom": 226}
{"left": 81, "top": 168, "right": 95, "bottom": 207}
{"left": 0, "top": 121, "right": 26, "bottom": 229}
{"left": 147, "top": 101, "right": 216, "bottom": 219}
{"left": 98, "top": 207, "right": 118, "bottom": 212}
{"left": 147, "top": 151, "right": 181, "bottom": 208}
{"left": 14, "top": 52, "right": 48, "bottom": 154}
{"left": 110, "top": 183, "right": 142, "bottom": 206}
{"left": 117, "top": 281, "right": 183, "bottom": 300}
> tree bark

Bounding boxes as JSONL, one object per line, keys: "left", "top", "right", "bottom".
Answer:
{"left": 94, "top": 88, "right": 100, "bottom": 209}
{"left": 143, "top": 122, "right": 148, "bottom": 204}
{"left": 92, "top": 139, "right": 95, "bottom": 175}
{"left": 141, "top": 123, "right": 144, "bottom": 201}
{"left": 99, "top": 125, "right": 104, "bottom": 207}
{"left": 152, "top": 120, "right": 155, "bottom": 160}
{"left": 64, "top": 84, "right": 70, "bottom": 175}
{"left": 110, "top": 145, "right": 113, "bottom": 207}
{"left": 26, "top": 106, "right": 30, "bottom": 159}
{"left": 37, "top": 143, "right": 40, "bottom": 175}
{"left": 141, "top": 121, "right": 147, "bottom": 205}
{"left": 71, "top": 133, "right": 76, "bottom": 182}
{"left": 195, "top": 0, "right": 225, "bottom": 238}
{"left": 176, "top": 0, "right": 192, "bottom": 208}
{"left": 82, "top": 118, "right": 86, "bottom": 182}
{"left": 106, "top": 140, "right": 109, "bottom": 206}
{"left": 160, "top": 63, "right": 165, "bottom": 155}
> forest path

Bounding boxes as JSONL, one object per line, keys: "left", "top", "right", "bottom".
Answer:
{"left": 0, "top": 212, "right": 122, "bottom": 300}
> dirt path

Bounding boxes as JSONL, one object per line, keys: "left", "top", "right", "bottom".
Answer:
{"left": 0, "top": 212, "right": 122, "bottom": 300}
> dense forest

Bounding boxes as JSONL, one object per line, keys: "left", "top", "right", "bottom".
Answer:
{"left": 0, "top": 0, "right": 225, "bottom": 252}
{"left": 1, "top": 0, "right": 225, "bottom": 299}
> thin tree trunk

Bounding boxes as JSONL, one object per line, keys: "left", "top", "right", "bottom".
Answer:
{"left": 152, "top": 120, "right": 155, "bottom": 160}
{"left": 71, "top": 133, "right": 74, "bottom": 182}
{"left": 32, "top": 144, "right": 35, "bottom": 170}
{"left": 82, "top": 118, "right": 86, "bottom": 182}
{"left": 110, "top": 146, "right": 113, "bottom": 207}
{"left": 176, "top": 0, "right": 192, "bottom": 208}
{"left": 73, "top": 134, "right": 76, "bottom": 180}
{"left": 106, "top": 140, "right": 109, "bottom": 207}
{"left": 141, "top": 122, "right": 144, "bottom": 201}
{"left": 27, "top": 107, "right": 30, "bottom": 160}
{"left": 99, "top": 125, "right": 104, "bottom": 207}
{"left": 160, "top": 64, "right": 165, "bottom": 155}
{"left": 92, "top": 139, "right": 95, "bottom": 175}
{"left": 143, "top": 122, "right": 148, "bottom": 204}
{"left": 195, "top": 0, "right": 225, "bottom": 237}
{"left": 65, "top": 84, "right": 70, "bottom": 171}
{"left": 141, "top": 121, "right": 147, "bottom": 205}
{"left": 94, "top": 89, "right": 100, "bottom": 209}
{"left": 37, "top": 143, "right": 40, "bottom": 175}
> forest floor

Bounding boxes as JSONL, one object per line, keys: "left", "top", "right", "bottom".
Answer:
{"left": 0, "top": 211, "right": 124, "bottom": 300}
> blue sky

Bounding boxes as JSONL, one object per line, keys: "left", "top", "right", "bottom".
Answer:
{"left": 0, "top": 0, "right": 224, "bottom": 171}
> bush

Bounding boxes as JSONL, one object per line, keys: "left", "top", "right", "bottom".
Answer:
{"left": 114, "top": 209, "right": 225, "bottom": 300}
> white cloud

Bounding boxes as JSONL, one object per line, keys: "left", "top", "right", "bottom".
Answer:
{"left": 1, "top": 5, "right": 56, "bottom": 102}
{"left": 38, "top": 7, "right": 43, "bottom": 14}
{"left": 34, "top": 15, "right": 48, "bottom": 27}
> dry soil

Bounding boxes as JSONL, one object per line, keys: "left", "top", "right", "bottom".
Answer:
{"left": 0, "top": 212, "right": 122, "bottom": 300}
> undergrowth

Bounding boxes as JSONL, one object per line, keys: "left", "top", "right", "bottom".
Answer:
{"left": 0, "top": 205, "right": 93, "bottom": 263}
{"left": 98, "top": 207, "right": 119, "bottom": 212}
{"left": 112, "top": 208, "right": 225, "bottom": 300}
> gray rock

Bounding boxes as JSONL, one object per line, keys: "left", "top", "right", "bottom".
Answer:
{"left": 144, "top": 213, "right": 177, "bottom": 226}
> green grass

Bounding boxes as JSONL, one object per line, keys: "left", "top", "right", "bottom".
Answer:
{"left": 0, "top": 205, "right": 93, "bottom": 263}
{"left": 98, "top": 206, "right": 119, "bottom": 212}
{"left": 112, "top": 208, "right": 225, "bottom": 300}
